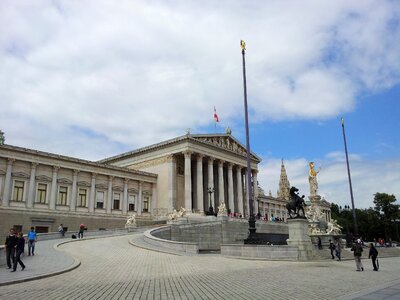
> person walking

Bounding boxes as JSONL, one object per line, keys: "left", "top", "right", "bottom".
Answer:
{"left": 329, "top": 240, "right": 335, "bottom": 259}
{"left": 12, "top": 232, "right": 26, "bottom": 272}
{"left": 335, "top": 239, "right": 342, "bottom": 261}
{"left": 78, "top": 224, "right": 85, "bottom": 239}
{"left": 27, "top": 226, "right": 37, "bottom": 256}
{"left": 351, "top": 239, "right": 364, "bottom": 271}
{"left": 58, "top": 224, "right": 65, "bottom": 237}
{"left": 5, "top": 228, "right": 17, "bottom": 269}
{"left": 368, "top": 243, "right": 379, "bottom": 271}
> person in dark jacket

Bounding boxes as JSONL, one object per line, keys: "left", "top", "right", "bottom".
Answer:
{"left": 329, "top": 240, "right": 335, "bottom": 259}
{"left": 12, "top": 232, "right": 26, "bottom": 272}
{"left": 368, "top": 243, "right": 379, "bottom": 271}
{"left": 5, "top": 228, "right": 17, "bottom": 269}
{"left": 351, "top": 239, "right": 364, "bottom": 271}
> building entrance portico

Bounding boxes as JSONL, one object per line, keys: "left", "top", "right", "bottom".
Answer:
{"left": 100, "top": 133, "right": 262, "bottom": 217}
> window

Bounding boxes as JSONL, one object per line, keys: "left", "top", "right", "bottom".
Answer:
{"left": 58, "top": 186, "right": 68, "bottom": 205}
{"left": 37, "top": 183, "right": 47, "bottom": 204}
{"left": 113, "top": 193, "right": 120, "bottom": 210}
{"left": 143, "top": 196, "right": 149, "bottom": 212}
{"left": 96, "top": 191, "right": 104, "bottom": 209}
{"left": 78, "top": 189, "right": 87, "bottom": 207}
{"left": 128, "top": 195, "right": 136, "bottom": 211}
{"left": 13, "top": 180, "right": 24, "bottom": 201}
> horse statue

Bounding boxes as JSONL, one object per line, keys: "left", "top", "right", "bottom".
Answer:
{"left": 286, "top": 186, "right": 306, "bottom": 218}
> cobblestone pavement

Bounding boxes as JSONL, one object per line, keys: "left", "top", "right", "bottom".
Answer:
{"left": 1, "top": 234, "right": 400, "bottom": 300}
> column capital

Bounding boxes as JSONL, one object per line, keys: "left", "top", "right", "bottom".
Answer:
{"left": 197, "top": 154, "right": 204, "bottom": 160}
{"left": 108, "top": 175, "right": 114, "bottom": 181}
{"left": 252, "top": 169, "right": 259, "bottom": 175}
{"left": 227, "top": 163, "right": 233, "bottom": 169}
{"left": 183, "top": 151, "right": 193, "bottom": 158}
{"left": 31, "top": 162, "right": 39, "bottom": 169}
{"left": 208, "top": 157, "right": 214, "bottom": 164}
{"left": 139, "top": 181, "right": 143, "bottom": 187}
{"left": 218, "top": 160, "right": 224, "bottom": 167}
{"left": 7, "top": 158, "right": 15, "bottom": 164}
{"left": 166, "top": 155, "right": 176, "bottom": 163}
{"left": 92, "top": 173, "right": 97, "bottom": 179}
{"left": 236, "top": 165, "right": 242, "bottom": 171}
{"left": 124, "top": 178, "right": 129, "bottom": 184}
{"left": 73, "top": 169, "right": 80, "bottom": 175}
{"left": 53, "top": 165, "right": 60, "bottom": 171}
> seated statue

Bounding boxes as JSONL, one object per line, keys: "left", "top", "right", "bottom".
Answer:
{"left": 326, "top": 219, "right": 343, "bottom": 235}
{"left": 126, "top": 213, "right": 137, "bottom": 226}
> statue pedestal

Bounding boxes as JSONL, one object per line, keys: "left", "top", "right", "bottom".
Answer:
{"left": 217, "top": 215, "right": 228, "bottom": 222}
{"left": 125, "top": 224, "right": 137, "bottom": 232}
{"left": 308, "top": 194, "right": 321, "bottom": 204}
{"left": 286, "top": 218, "right": 314, "bottom": 260}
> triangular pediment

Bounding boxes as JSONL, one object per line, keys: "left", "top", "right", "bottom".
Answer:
{"left": 36, "top": 175, "right": 52, "bottom": 182}
{"left": 77, "top": 181, "right": 91, "bottom": 187}
{"left": 58, "top": 178, "right": 73, "bottom": 185}
{"left": 191, "top": 135, "right": 261, "bottom": 161}
{"left": 12, "top": 172, "right": 30, "bottom": 179}
{"left": 112, "top": 186, "right": 123, "bottom": 192}
{"left": 95, "top": 183, "right": 108, "bottom": 189}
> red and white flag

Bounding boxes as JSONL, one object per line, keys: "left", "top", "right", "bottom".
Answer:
{"left": 214, "top": 106, "right": 219, "bottom": 123}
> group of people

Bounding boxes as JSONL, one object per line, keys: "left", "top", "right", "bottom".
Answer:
{"left": 351, "top": 239, "right": 379, "bottom": 272}
{"left": 4, "top": 227, "right": 37, "bottom": 272}
{"left": 323, "top": 238, "right": 379, "bottom": 272}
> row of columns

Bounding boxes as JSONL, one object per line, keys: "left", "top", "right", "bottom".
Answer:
{"left": 1, "top": 158, "right": 151, "bottom": 215}
{"left": 182, "top": 152, "right": 259, "bottom": 216}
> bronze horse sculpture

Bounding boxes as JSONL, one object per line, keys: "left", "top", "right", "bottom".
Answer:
{"left": 286, "top": 186, "right": 306, "bottom": 218}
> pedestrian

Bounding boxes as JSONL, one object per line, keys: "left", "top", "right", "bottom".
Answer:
{"left": 351, "top": 239, "right": 364, "bottom": 271}
{"left": 12, "top": 232, "right": 26, "bottom": 272}
{"left": 329, "top": 239, "right": 335, "bottom": 259}
{"left": 78, "top": 224, "right": 85, "bottom": 239}
{"left": 5, "top": 228, "right": 17, "bottom": 269}
{"left": 27, "top": 226, "right": 37, "bottom": 256}
{"left": 335, "top": 239, "right": 341, "bottom": 261}
{"left": 317, "top": 237, "right": 322, "bottom": 250}
{"left": 58, "top": 224, "right": 65, "bottom": 237}
{"left": 368, "top": 243, "right": 379, "bottom": 271}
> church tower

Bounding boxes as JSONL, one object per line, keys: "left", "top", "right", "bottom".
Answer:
{"left": 277, "top": 159, "right": 290, "bottom": 201}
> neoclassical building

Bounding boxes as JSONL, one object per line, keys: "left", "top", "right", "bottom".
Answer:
{"left": 0, "top": 133, "right": 331, "bottom": 239}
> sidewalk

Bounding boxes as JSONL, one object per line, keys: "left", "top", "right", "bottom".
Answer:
{"left": 0, "top": 238, "right": 80, "bottom": 286}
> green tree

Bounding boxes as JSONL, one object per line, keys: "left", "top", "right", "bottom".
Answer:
{"left": 373, "top": 193, "right": 400, "bottom": 240}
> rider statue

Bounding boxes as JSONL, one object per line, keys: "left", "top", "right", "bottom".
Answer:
{"left": 308, "top": 162, "right": 321, "bottom": 196}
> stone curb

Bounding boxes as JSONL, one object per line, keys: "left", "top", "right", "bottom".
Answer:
{"left": 128, "top": 235, "right": 183, "bottom": 256}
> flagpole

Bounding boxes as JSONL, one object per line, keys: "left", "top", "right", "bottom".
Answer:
{"left": 241, "top": 40, "right": 257, "bottom": 243}
{"left": 341, "top": 117, "right": 358, "bottom": 236}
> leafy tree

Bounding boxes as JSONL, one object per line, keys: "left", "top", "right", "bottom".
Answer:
{"left": 373, "top": 193, "right": 400, "bottom": 240}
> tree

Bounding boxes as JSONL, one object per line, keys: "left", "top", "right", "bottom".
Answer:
{"left": 373, "top": 193, "right": 400, "bottom": 240}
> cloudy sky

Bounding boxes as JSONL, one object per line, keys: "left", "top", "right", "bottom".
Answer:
{"left": 1, "top": 0, "right": 399, "bottom": 209}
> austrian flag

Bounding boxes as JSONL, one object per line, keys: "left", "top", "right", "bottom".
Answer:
{"left": 214, "top": 107, "right": 219, "bottom": 123}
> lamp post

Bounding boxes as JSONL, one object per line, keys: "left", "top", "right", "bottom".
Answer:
{"left": 341, "top": 117, "right": 358, "bottom": 236}
{"left": 207, "top": 187, "right": 215, "bottom": 215}
{"left": 240, "top": 40, "right": 257, "bottom": 243}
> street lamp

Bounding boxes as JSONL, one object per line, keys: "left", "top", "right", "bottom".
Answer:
{"left": 240, "top": 40, "right": 257, "bottom": 243}
{"left": 207, "top": 187, "right": 215, "bottom": 215}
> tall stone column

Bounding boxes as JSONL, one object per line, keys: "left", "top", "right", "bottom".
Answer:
{"left": 184, "top": 151, "right": 192, "bottom": 212}
{"left": 151, "top": 182, "right": 157, "bottom": 215}
{"left": 252, "top": 170, "right": 259, "bottom": 215}
{"left": 207, "top": 158, "right": 215, "bottom": 209}
{"left": 89, "top": 173, "right": 96, "bottom": 213}
{"left": 49, "top": 166, "right": 59, "bottom": 210}
{"left": 137, "top": 181, "right": 143, "bottom": 215}
{"left": 167, "top": 155, "right": 176, "bottom": 211}
{"left": 244, "top": 168, "right": 250, "bottom": 217}
{"left": 227, "top": 163, "right": 234, "bottom": 213}
{"left": 218, "top": 160, "right": 224, "bottom": 208}
{"left": 122, "top": 179, "right": 128, "bottom": 214}
{"left": 196, "top": 154, "right": 204, "bottom": 214}
{"left": 2, "top": 158, "right": 14, "bottom": 206}
{"left": 236, "top": 167, "right": 243, "bottom": 216}
{"left": 70, "top": 170, "right": 79, "bottom": 211}
{"left": 107, "top": 176, "right": 113, "bottom": 214}
{"left": 27, "top": 163, "right": 38, "bottom": 208}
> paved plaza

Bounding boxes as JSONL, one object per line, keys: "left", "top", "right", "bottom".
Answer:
{"left": 1, "top": 234, "right": 400, "bottom": 300}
